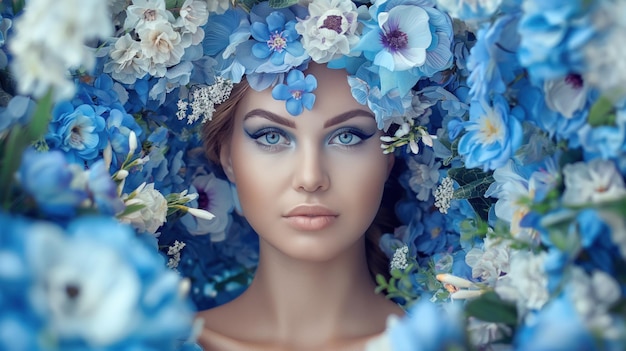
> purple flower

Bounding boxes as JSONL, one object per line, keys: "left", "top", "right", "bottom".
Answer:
{"left": 271, "top": 69, "right": 317, "bottom": 116}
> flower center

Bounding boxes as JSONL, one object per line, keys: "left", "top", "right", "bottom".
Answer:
{"left": 198, "top": 190, "right": 210, "bottom": 209}
{"left": 565, "top": 74, "right": 583, "bottom": 89}
{"left": 70, "top": 126, "right": 84, "bottom": 147}
{"left": 291, "top": 90, "right": 302, "bottom": 100}
{"left": 144, "top": 9, "right": 157, "bottom": 21}
{"left": 65, "top": 284, "right": 80, "bottom": 299}
{"left": 267, "top": 31, "right": 287, "bottom": 53}
{"left": 382, "top": 29, "right": 409, "bottom": 52}
{"left": 320, "top": 15, "right": 343, "bottom": 34}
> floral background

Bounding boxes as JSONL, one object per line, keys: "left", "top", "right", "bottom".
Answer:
{"left": 1, "top": 0, "right": 625, "bottom": 350}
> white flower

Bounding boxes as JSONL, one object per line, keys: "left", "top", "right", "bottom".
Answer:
{"left": 120, "top": 182, "right": 168, "bottom": 234}
{"left": 567, "top": 267, "right": 622, "bottom": 339}
{"left": 583, "top": 0, "right": 626, "bottom": 99}
{"left": 176, "top": 0, "right": 209, "bottom": 34}
{"left": 434, "top": 176, "right": 454, "bottom": 214}
{"left": 561, "top": 159, "right": 626, "bottom": 206}
{"left": 124, "top": 0, "right": 172, "bottom": 30}
{"left": 543, "top": 75, "right": 588, "bottom": 119}
{"left": 467, "top": 317, "right": 512, "bottom": 348}
{"left": 104, "top": 34, "right": 150, "bottom": 85}
{"left": 295, "top": 0, "right": 360, "bottom": 63}
{"left": 206, "top": 0, "right": 231, "bottom": 14}
{"left": 465, "top": 236, "right": 510, "bottom": 285}
{"left": 29, "top": 224, "right": 140, "bottom": 346}
{"left": 389, "top": 245, "right": 409, "bottom": 270}
{"left": 137, "top": 20, "right": 184, "bottom": 67}
{"left": 8, "top": 0, "right": 112, "bottom": 99}
{"left": 180, "top": 173, "right": 233, "bottom": 241}
{"left": 167, "top": 240, "right": 187, "bottom": 269}
{"left": 494, "top": 250, "right": 549, "bottom": 315}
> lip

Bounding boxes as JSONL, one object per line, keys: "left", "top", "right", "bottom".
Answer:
{"left": 283, "top": 205, "right": 339, "bottom": 231}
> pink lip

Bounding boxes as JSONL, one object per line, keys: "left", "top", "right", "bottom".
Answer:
{"left": 283, "top": 205, "right": 339, "bottom": 231}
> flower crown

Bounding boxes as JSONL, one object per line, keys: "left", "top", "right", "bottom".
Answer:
{"left": 178, "top": 0, "right": 454, "bottom": 148}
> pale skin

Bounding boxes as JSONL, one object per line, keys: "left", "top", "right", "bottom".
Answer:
{"left": 196, "top": 63, "right": 404, "bottom": 351}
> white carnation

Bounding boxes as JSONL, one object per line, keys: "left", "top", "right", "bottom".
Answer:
{"left": 138, "top": 20, "right": 185, "bottom": 67}
{"left": 494, "top": 250, "right": 549, "bottom": 316}
{"left": 176, "top": 0, "right": 209, "bottom": 34}
{"left": 124, "top": 0, "right": 172, "bottom": 30}
{"left": 120, "top": 183, "right": 168, "bottom": 234}
{"left": 567, "top": 267, "right": 622, "bottom": 339}
{"left": 295, "top": 0, "right": 360, "bottom": 63}
{"left": 465, "top": 237, "right": 510, "bottom": 285}
{"left": 104, "top": 34, "right": 150, "bottom": 84}
{"left": 562, "top": 159, "right": 626, "bottom": 206}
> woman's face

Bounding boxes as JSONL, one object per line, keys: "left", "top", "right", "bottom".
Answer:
{"left": 220, "top": 63, "right": 394, "bottom": 262}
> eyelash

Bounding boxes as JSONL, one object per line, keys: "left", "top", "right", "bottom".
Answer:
{"left": 246, "top": 127, "right": 374, "bottom": 151}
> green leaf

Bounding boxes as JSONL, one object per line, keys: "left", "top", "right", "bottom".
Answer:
{"left": 464, "top": 291, "right": 518, "bottom": 325}
{"left": 116, "top": 203, "right": 146, "bottom": 218}
{"left": 453, "top": 175, "right": 494, "bottom": 199}
{"left": 12, "top": 0, "right": 26, "bottom": 14}
{"left": 268, "top": 0, "right": 299, "bottom": 8}
{"left": 165, "top": 0, "right": 186, "bottom": 9}
{"left": 587, "top": 95, "right": 617, "bottom": 127}
{"left": 448, "top": 167, "right": 493, "bottom": 187}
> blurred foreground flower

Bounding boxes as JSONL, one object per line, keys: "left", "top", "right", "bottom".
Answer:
{"left": 0, "top": 213, "right": 195, "bottom": 350}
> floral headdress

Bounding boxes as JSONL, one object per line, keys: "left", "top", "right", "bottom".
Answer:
{"left": 175, "top": 0, "right": 451, "bottom": 151}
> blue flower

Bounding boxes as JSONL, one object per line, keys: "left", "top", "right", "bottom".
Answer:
{"left": 18, "top": 148, "right": 88, "bottom": 218}
{"left": 458, "top": 95, "right": 524, "bottom": 171}
{"left": 515, "top": 296, "right": 595, "bottom": 351}
{"left": 46, "top": 102, "right": 108, "bottom": 164}
{"left": 202, "top": 7, "right": 250, "bottom": 83}
{"left": 87, "top": 160, "right": 125, "bottom": 216}
{"left": 389, "top": 299, "right": 465, "bottom": 351}
{"left": 250, "top": 11, "right": 303, "bottom": 66}
{"left": 518, "top": 0, "right": 596, "bottom": 81}
{"left": 359, "top": 4, "right": 432, "bottom": 72}
{"left": 235, "top": 2, "right": 309, "bottom": 89}
{"left": 467, "top": 12, "right": 523, "bottom": 103}
{"left": 271, "top": 69, "right": 317, "bottom": 116}
{"left": 106, "top": 108, "right": 144, "bottom": 166}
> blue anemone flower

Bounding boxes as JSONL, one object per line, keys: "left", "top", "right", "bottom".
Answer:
{"left": 271, "top": 69, "right": 317, "bottom": 116}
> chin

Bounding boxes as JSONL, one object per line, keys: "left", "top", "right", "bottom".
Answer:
{"left": 265, "top": 233, "right": 363, "bottom": 263}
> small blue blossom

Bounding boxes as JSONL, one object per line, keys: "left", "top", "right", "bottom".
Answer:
{"left": 46, "top": 102, "right": 108, "bottom": 164}
{"left": 458, "top": 95, "right": 524, "bottom": 171}
{"left": 271, "top": 69, "right": 317, "bottom": 116}
{"left": 18, "top": 148, "right": 88, "bottom": 218}
{"left": 389, "top": 299, "right": 466, "bottom": 351}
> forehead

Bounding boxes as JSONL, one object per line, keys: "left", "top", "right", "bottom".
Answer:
{"left": 237, "top": 63, "right": 370, "bottom": 122}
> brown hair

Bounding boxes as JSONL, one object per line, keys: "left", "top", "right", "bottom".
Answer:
{"left": 201, "top": 78, "right": 396, "bottom": 283}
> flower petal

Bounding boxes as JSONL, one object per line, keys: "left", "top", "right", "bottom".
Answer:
{"left": 286, "top": 98, "right": 303, "bottom": 116}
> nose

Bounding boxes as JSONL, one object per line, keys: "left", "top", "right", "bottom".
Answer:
{"left": 292, "top": 143, "right": 330, "bottom": 193}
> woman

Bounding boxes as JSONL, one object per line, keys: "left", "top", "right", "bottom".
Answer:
{"left": 196, "top": 62, "right": 404, "bottom": 350}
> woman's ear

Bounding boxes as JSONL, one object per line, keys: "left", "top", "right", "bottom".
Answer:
{"left": 219, "top": 144, "right": 236, "bottom": 183}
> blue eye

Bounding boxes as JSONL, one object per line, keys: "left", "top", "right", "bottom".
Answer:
{"left": 337, "top": 132, "right": 355, "bottom": 145}
{"left": 330, "top": 128, "right": 372, "bottom": 147}
{"left": 264, "top": 131, "right": 281, "bottom": 145}
{"left": 246, "top": 127, "right": 291, "bottom": 150}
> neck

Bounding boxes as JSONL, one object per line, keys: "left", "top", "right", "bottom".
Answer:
{"left": 242, "top": 237, "right": 380, "bottom": 343}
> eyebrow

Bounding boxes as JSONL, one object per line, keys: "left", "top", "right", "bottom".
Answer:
{"left": 243, "top": 108, "right": 375, "bottom": 128}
